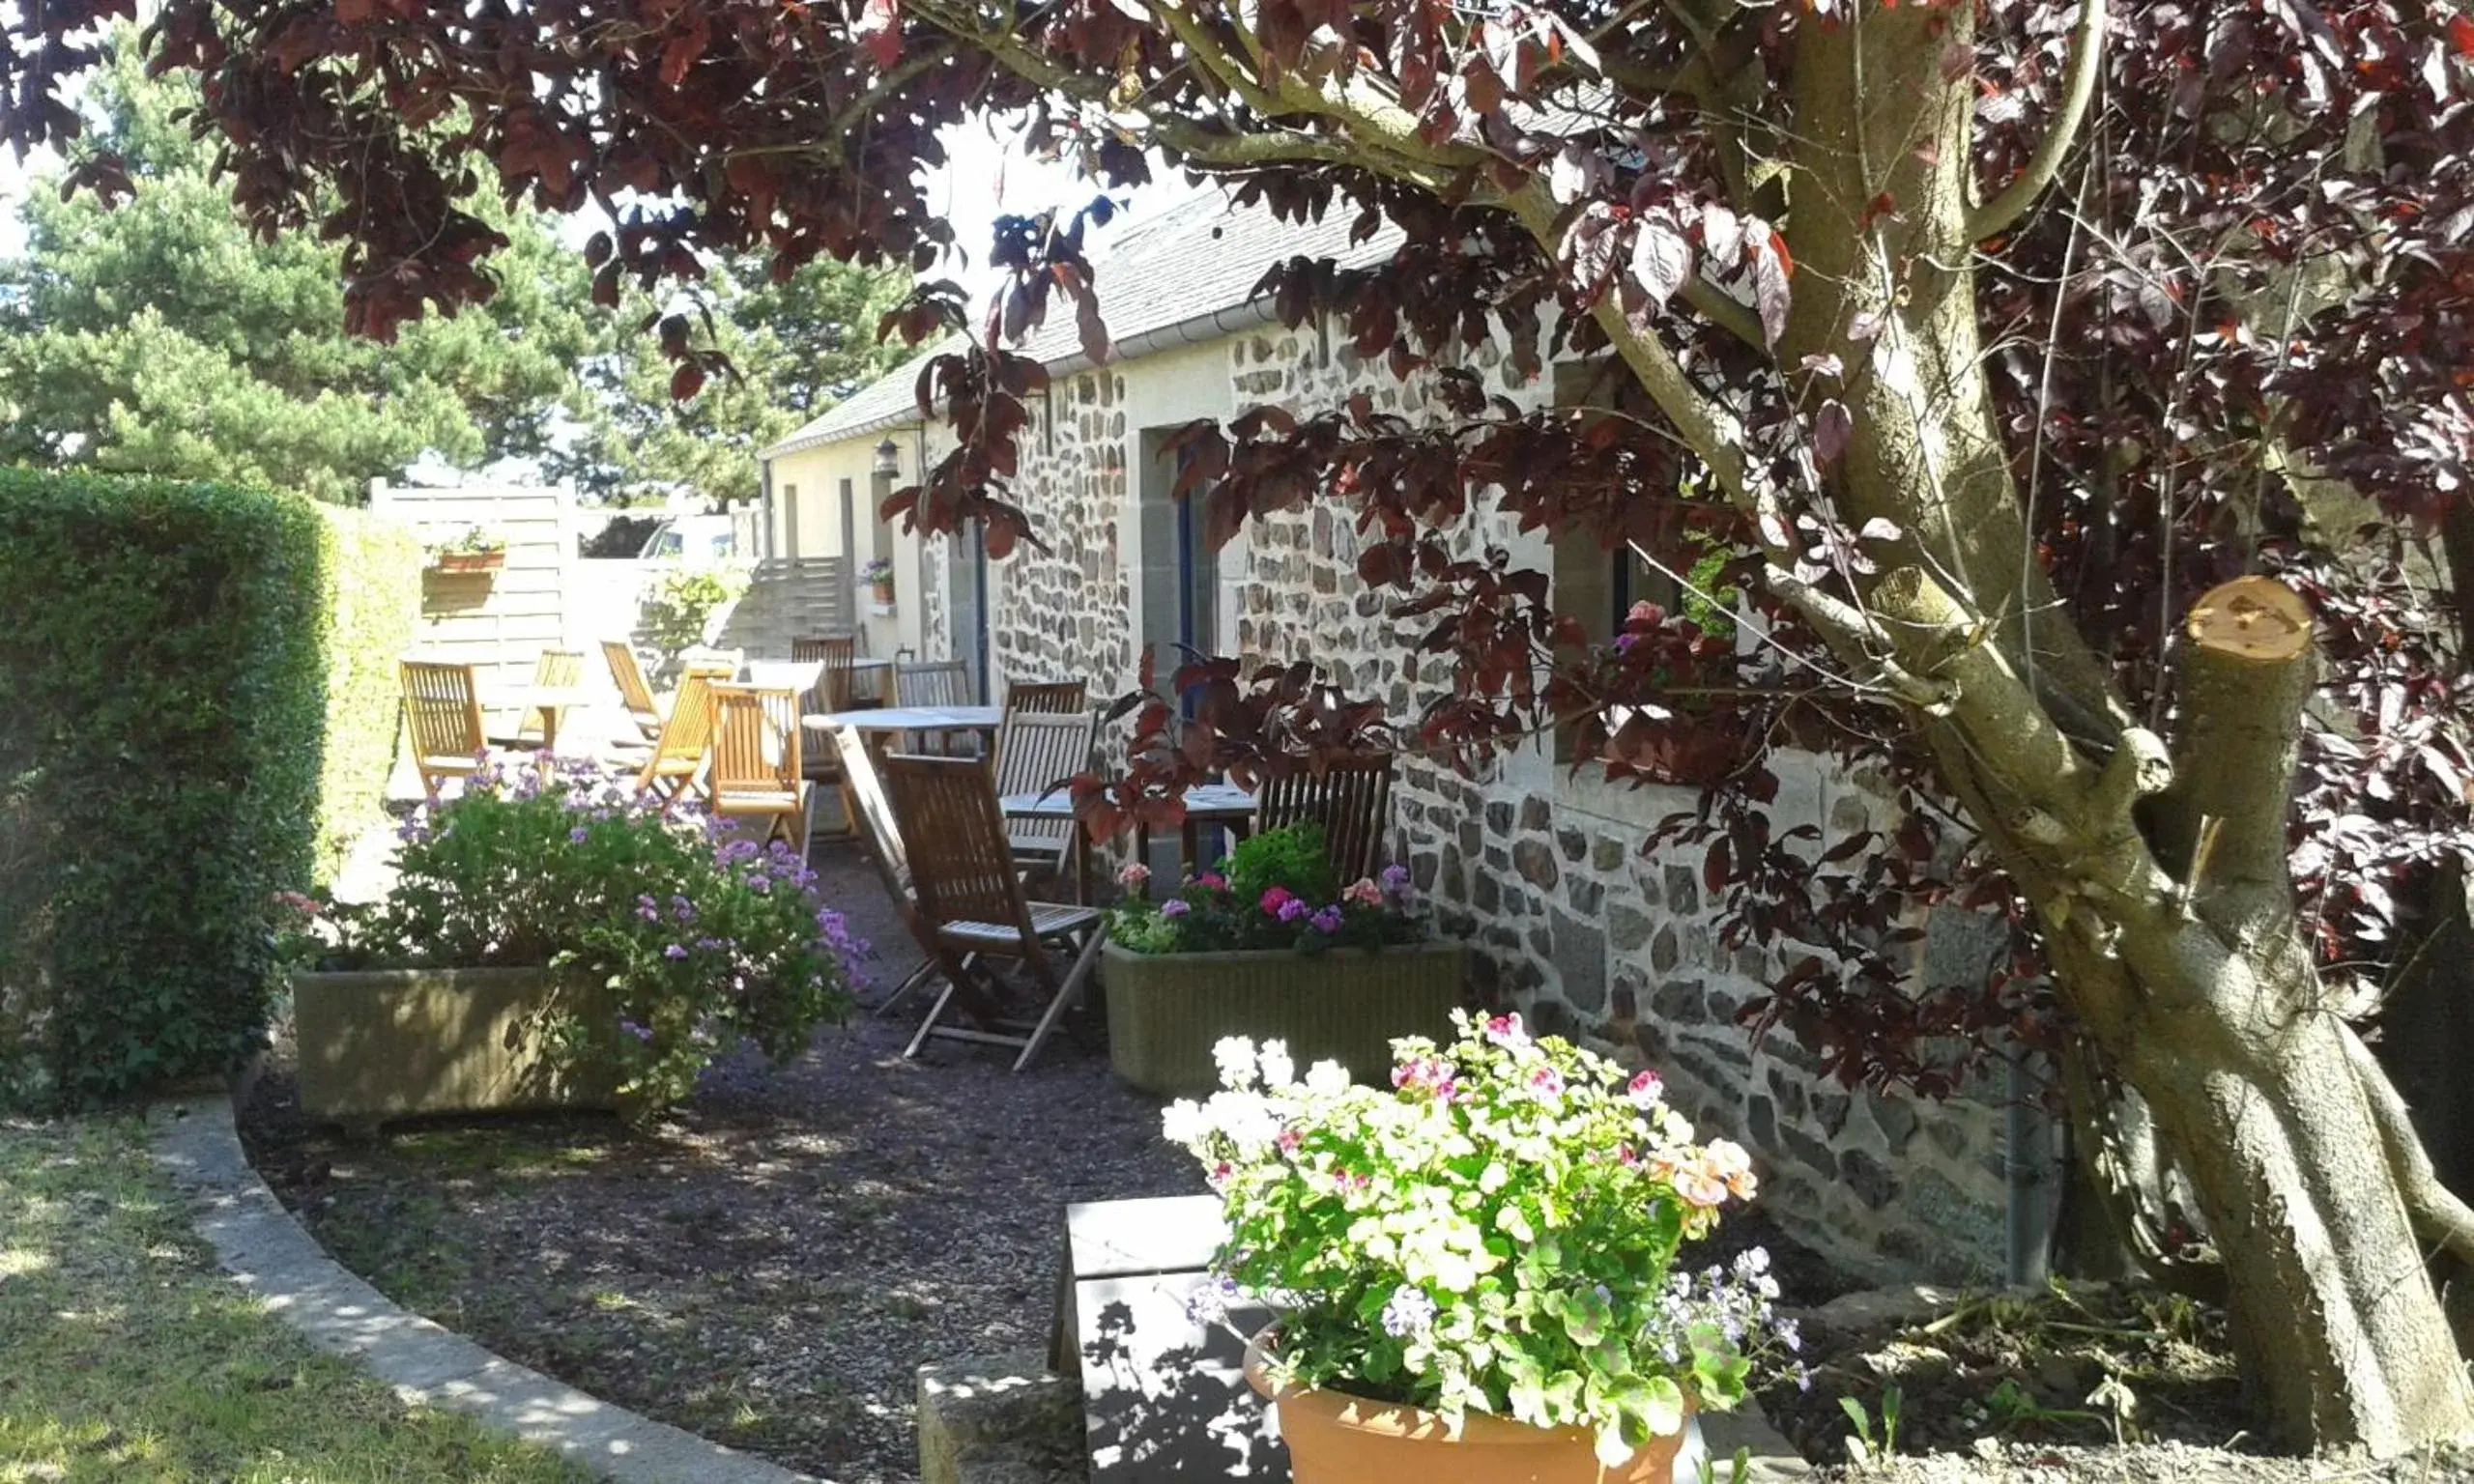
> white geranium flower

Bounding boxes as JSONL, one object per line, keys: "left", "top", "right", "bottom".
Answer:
{"left": 1257, "top": 1040, "right": 1296, "bottom": 1089}
{"left": 1213, "top": 1037, "right": 1258, "bottom": 1090}
{"left": 1161, "top": 1099, "right": 1210, "bottom": 1146}
{"left": 1304, "top": 1060, "right": 1350, "bottom": 1096}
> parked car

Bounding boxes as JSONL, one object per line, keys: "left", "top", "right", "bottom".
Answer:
{"left": 638, "top": 514, "right": 737, "bottom": 562}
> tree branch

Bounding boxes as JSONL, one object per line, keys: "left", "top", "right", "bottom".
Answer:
{"left": 1765, "top": 569, "right": 1952, "bottom": 708}
{"left": 1969, "top": 0, "right": 2108, "bottom": 241}
{"left": 2341, "top": 1018, "right": 2474, "bottom": 1269}
{"left": 2155, "top": 575, "right": 2316, "bottom": 915}
{"left": 1681, "top": 276, "right": 1765, "bottom": 351}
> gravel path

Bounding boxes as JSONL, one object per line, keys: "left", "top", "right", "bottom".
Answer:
{"left": 243, "top": 837, "right": 1197, "bottom": 1484}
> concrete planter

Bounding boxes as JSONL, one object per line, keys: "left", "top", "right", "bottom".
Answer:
{"left": 1102, "top": 940, "right": 1465, "bottom": 1097}
{"left": 291, "top": 965, "right": 618, "bottom": 1128}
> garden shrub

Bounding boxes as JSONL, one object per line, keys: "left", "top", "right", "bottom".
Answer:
{"left": 282, "top": 756, "right": 864, "bottom": 1113}
{"left": 0, "top": 469, "right": 325, "bottom": 1110}
{"left": 311, "top": 504, "right": 420, "bottom": 879}
{"left": 639, "top": 565, "right": 745, "bottom": 677}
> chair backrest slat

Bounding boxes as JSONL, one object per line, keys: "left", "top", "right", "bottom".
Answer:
{"left": 532, "top": 648, "right": 585, "bottom": 690}
{"left": 603, "top": 641, "right": 660, "bottom": 730}
{"left": 791, "top": 634, "right": 857, "bottom": 715}
{"left": 709, "top": 685, "right": 801, "bottom": 791}
{"left": 992, "top": 709, "right": 1097, "bottom": 854}
{"left": 881, "top": 753, "right": 1032, "bottom": 935}
{"left": 833, "top": 727, "right": 912, "bottom": 899}
{"left": 1003, "top": 679, "right": 1087, "bottom": 715}
{"left": 891, "top": 659, "right": 971, "bottom": 709}
{"left": 400, "top": 660, "right": 485, "bottom": 759}
{"left": 640, "top": 671, "right": 722, "bottom": 785}
{"left": 1255, "top": 754, "right": 1396, "bottom": 882}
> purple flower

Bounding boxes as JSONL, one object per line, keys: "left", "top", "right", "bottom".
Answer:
{"left": 620, "top": 1018, "right": 654, "bottom": 1043}
{"left": 1160, "top": 898, "right": 1191, "bottom": 918}
{"left": 1277, "top": 898, "right": 1310, "bottom": 924}
{"left": 1309, "top": 905, "right": 1343, "bottom": 933}
{"left": 1380, "top": 1286, "right": 1437, "bottom": 1339}
{"left": 568, "top": 826, "right": 589, "bottom": 843}
{"left": 663, "top": 944, "right": 689, "bottom": 960}
{"left": 636, "top": 895, "right": 661, "bottom": 922}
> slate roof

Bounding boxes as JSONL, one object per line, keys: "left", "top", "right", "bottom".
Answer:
{"left": 761, "top": 190, "right": 1403, "bottom": 459}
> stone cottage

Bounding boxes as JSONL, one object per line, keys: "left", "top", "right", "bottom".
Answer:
{"left": 759, "top": 191, "right": 2046, "bottom": 1286}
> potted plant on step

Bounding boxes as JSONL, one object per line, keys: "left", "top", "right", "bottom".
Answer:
{"left": 1101, "top": 823, "right": 1462, "bottom": 1095}
{"left": 860, "top": 555, "right": 896, "bottom": 607}
{"left": 274, "top": 756, "right": 864, "bottom": 1130}
{"left": 1166, "top": 1015, "right": 1800, "bottom": 1483}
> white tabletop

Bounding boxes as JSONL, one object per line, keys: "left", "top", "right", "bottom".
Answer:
{"left": 999, "top": 783, "right": 1254, "bottom": 818}
{"left": 500, "top": 684, "right": 593, "bottom": 708}
{"left": 804, "top": 704, "right": 1004, "bottom": 732}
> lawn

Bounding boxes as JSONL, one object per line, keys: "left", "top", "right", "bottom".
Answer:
{"left": 0, "top": 1113, "right": 587, "bottom": 1484}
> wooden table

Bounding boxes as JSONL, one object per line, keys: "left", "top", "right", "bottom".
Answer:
{"left": 804, "top": 704, "right": 1003, "bottom": 761}
{"left": 1000, "top": 782, "right": 1256, "bottom": 900}
{"left": 495, "top": 684, "right": 594, "bottom": 753}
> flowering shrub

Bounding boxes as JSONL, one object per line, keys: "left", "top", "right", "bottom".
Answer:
{"left": 1165, "top": 1012, "right": 1798, "bottom": 1466}
{"left": 1106, "top": 823, "right": 1424, "bottom": 956}
{"left": 277, "top": 756, "right": 864, "bottom": 1113}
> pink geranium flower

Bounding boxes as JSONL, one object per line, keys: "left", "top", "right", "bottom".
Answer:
{"left": 1259, "top": 886, "right": 1296, "bottom": 916}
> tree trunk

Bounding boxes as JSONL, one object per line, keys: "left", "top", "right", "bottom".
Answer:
{"left": 2059, "top": 579, "right": 2472, "bottom": 1452}
{"left": 1768, "top": 1, "right": 2474, "bottom": 1444}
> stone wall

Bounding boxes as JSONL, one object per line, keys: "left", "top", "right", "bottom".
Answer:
{"left": 973, "top": 321, "right": 2024, "bottom": 1285}
{"left": 989, "top": 374, "right": 1140, "bottom": 700}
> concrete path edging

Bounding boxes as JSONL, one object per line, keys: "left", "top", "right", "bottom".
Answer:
{"left": 148, "top": 1096, "right": 818, "bottom": 1484}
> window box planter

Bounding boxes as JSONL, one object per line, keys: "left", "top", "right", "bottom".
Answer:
{"left": 291, "top": 965, "right": 618, "bottom": 1129}
{"left": 429, "top": 549, "right": 504, "bottom": 575}
{"left": 1101, "top": 939, "right": 1465, "bottom": 1097}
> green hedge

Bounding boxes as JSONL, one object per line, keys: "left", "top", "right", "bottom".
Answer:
{"left": 313, "top": 505, "right": 419, "bottom": 879}
{"left": 0, "top": 469, "right": 325, "bottom": 1110}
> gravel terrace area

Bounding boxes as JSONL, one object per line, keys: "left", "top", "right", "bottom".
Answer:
{"left": 241, "top": 837, "right": 1198, "bottom": 1484}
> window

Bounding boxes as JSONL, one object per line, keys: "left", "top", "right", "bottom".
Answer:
{"left": 781, "top": 483, "right": 799, "bottom": 558}
{"left": 1549, "top": 359, "right": 1681, "bottom": 762}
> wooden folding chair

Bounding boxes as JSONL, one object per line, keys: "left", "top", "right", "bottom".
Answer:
{"left": 831, "top": 725, "right": 952, "bottom": 1021}
{"left": 486, "top": 647, "right": 584, "bottom": 748}
{"left": 993, "top": 708, "right": 1098, "bottom": 888}
{"left": 603, "top": 640, "right": 663, "bottom": 743}
{"left": 709, "top": 685, "right": 810, "bottom": 847}
{"left": 400, "top": 660, "right": 491, "bottom": 801}
{"left": 792, "top": 635, "right": 858, "bottom": 714}
{"left": 635, "top": 670, "right": 725, "bottom": 809}
{"left": 1255, "top": 754, "right": 1398, "bottom": 882}
{"left": 878, "top": 753, "right": 1105, "bottom": 1071}
{"left": 1003, "top": 679, "right": 1088, "bottom": 715}
{"left": 790, "top": 637, "right": 859, "bottom": 838}
{"left": 891, "top": 658, "right": 975, "bottom": 754}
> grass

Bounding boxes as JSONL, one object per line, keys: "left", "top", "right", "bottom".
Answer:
{"left": 0, "top": 1115, "right": 589, "bottom": 1483}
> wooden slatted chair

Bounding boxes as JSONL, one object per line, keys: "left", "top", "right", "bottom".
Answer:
{"left": 602, "top": 640, "right": 663, "bottom": 743}
{"left": 634, "top": 670, "right": 726, "bottom": 810}
{"left": 992, "top": 708, "right": 1098, "bottom": 887}
{"left": 786, "top": 636, "right": 860, "bottom": 838}
{"left": 878, "top": 753, "right": 1105, "bottom": 1071}
{"left": 708, "top": 685, "right": 809, "bottom": 847}
{"left": 400, "top": 660, "right": 490, "bottom": 801}
{"left": 890, "top": 658, "right": 976, "bottom": 755}
{"left": 1002, "top": 679, "right": 1087, "bottom": 715}
{"left": 486, "top": 647, "right": 584, "bottom": 748}
{"left": 831, "top": 726, "right": 950, "bottom": 1020}
{"left": 791, "top": 635, "right": 859, "bottom": 714}
{"left": 1254, "top": 754, "right": 1398, "bottom": 882}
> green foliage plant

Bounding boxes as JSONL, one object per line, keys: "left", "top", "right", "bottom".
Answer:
{"left": 0, "top": 468, "right": 324, "bottom": 1110}
{"left": 640, "top": 566, "right": 747, "bottom": 676}
{"left": 1105, "top": 823, "right": 1426, "bottom": 956}
{"left": 311, "top": 504, "right": 420, "bottom": 878}
{"left": 278, "top": 756, "right": 864, "bottom": 1113}
{"left": 1165, "top": 1012, "right": 1798, "bottom": 1467}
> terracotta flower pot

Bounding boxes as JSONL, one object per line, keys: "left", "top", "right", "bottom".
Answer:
{"left": 1244, "top": 1332, "right": 1689, "bottom": 1484}
{"left": 432, "top": 549, "right": 504, "bottom": 574}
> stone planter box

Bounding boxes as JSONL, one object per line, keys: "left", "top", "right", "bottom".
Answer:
{"left": 1102, "top": 940, "right": 1466, "bottom": 1097}
{"left": 291, "top": 966, "right": 618, "bottom": 1128}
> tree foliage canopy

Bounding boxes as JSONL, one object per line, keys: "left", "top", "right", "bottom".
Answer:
{"left": 0, "top": 43, "right": 905, "bottom": 504}
{"left": 7, "top": 0, "right": 2474, "bottom": 1456}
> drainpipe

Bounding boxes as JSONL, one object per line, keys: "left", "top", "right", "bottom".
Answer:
{"left": 2004, "top": 1040, "right": 2054, "bottom": 1287}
